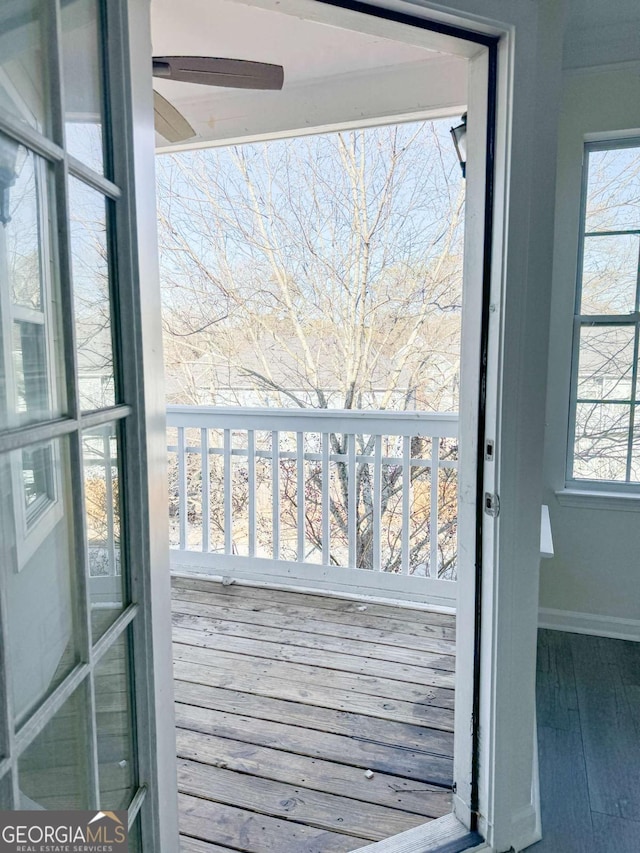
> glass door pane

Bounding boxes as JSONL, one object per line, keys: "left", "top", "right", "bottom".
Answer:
{"left": 1, "top": 436, "right": 80, "bottom": 724}
{"left": 17, "top": 684, "right": 92, "bottom": 810}
{"left": 0, "top": 0, "right": 51, "bottom": 133}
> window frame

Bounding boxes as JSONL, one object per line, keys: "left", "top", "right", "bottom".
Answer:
{"left": 566, "top": 136, "right": 640, "bottom": 493}
{"left": 10, "top": 440, "right": 64, "bottom": 570}
{"left": 0, "top": 143, "right": 65, "bottom": 570}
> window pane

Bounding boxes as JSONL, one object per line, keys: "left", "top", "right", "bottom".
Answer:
{"left": 6, "top": 143, "right": 41, "bottom": 310}
{"left": 577, "top": 326, "right": 635, "bottom": 402}
{"left": 95, "top": 631, "right": 136, "bottom": 810}
{"left": 573, "top": 402, "right": 630, "bottom": 482}
{"left": 62, "top": 0, "right": 105, "bottom": 173}
{"left": 580, "top": 234, "right": 639, "bottom": 316}
{"left": 12, "top": 320, "right": 48, "bottom": 419}
{"left": 0, "top": 138, "right": 65, "bottom": 428}
{"left": 17, "top": 683, "right": 92, "bottom": 809}
{"left": 69, "top": 176, "right": 115, "bottom": 410}
{"left": 0, "top": 437, "right": 81, "bottom": 723}
{"left": 0, "top": 0, "right": 49, "bottom": 133}
{"left": 83, "top": 423, "right": 126, "bottom": 641}
{"left": 22, "top": 442, "right": 55, "bottom": 526}
{"left": 585, "top": 146, "right": 640, "bottom": 233}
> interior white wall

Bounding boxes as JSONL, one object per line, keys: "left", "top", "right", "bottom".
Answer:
{"left": 540, "top": 10, "right": 640, "bottom": 638}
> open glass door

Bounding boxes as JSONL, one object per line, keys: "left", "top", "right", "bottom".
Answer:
{"left": 0, "top": 0, "right": 176, "bottom": 848}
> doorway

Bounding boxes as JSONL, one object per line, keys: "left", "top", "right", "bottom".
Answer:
{"left": 152, "top": 0, "right": 497, "bottom": 848}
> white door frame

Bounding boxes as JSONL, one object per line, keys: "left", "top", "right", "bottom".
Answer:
{"left": 126, "top": 0, "right": 566, "bottom": 850}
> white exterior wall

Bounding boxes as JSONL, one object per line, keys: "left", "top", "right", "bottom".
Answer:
{"left": 540, "top": 5, "right": 640, "bottom": 640}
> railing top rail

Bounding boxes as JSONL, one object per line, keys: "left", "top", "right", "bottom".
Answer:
{"left": 166, "top": 405, "right": 459, "bottom": 437}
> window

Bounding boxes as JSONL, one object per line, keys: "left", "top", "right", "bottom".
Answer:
{"left": 22, "top": 443, "right": 55, "bottom": 526}
{"left": 567, "top": 139, "right": 640, "bottom": 489}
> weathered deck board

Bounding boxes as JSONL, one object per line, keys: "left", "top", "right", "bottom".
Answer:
{"left": 173, "top": 623, "right": 455, "bottom": 676}
{"left": 171, "top": 597, "right": 456, "bottom": 650}
{"left": 172, "top": 609, "right": 456, "bottom": 663}
{"left": 173, "top": 681, "right": 453, "bottom": 746}
{"left": 175, "top": 702, "right": 453, "bottom": 785}
{"left": 176, "top": 729, "right": 451, "bottom": 818}
{"left": 181, "top": 838, "right": 236, "bottom": 853}
{"left": 171, "top": 587, "right": 457, "bottom": 641}
{"left": 178, "top": 758, "right": 426, "bottom": 841}
{"left": 173, "top": 578, "right": 455, "bottom": 851}
{"left": 174, "top": 662, "right": 452, "bottom": 729}
{"left": 179, "top": 793, "right": 367, "bottom": 852}
{"left": 171, "top": 577, "right": 456, "bottom": 627}
{"left": 173, "top": 643, "right": 455, "bottom": 697}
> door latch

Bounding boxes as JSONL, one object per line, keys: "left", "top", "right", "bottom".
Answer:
{"left": 484, "top": 492, "right": 500, "bottom": 517}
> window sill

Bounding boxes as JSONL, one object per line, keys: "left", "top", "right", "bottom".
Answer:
{"left": 556, "top": 489, "right": 640, "bottom": 512}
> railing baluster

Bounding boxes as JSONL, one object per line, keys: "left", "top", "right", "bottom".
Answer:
{"left": 348, "top": 433, "right": 356, "bottom": 568}
{"left": 177, "top": 426, "right": 187, "bottom": 550}
{"left": 296, "top": 431, "right": 305, "bottom": 562}
{"left": 402, "top": 435, "right": 410, "bottom": 575}
{"left": 201, "top": 428, "right": 210, "bottom": 552}
{"left": 430, "top": 436, "right": 440, "bottom": 578}
{"left": 373, "top": 434, "right": 382, "bottom": 572}
{"left": 248, "top": 430, "right": 256, "bottom": 557}
{"left": 322, "top": 432, "right": 330, "bottom": 566}
{"left": 166, "top": 408, "right": 459, "bottom": 590}
{"left": 224, "top": 429, "right": 232, "bottom": 555}
{"left": 272, "top": 430, "right": 280, "bottom": 560}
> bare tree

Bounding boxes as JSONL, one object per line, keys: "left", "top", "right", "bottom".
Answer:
{"left": 158, "top": 121, "right": 464, "bottom": 576}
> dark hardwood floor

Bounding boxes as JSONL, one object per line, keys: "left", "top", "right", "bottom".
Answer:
{"left": 532, "top": 629, "right": 640, "bottom": 853}
{"left": 171, "top": 576, "right": 456, "bottom": 852}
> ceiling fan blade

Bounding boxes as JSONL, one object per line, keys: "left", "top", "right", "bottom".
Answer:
{"left": 153, "top": 56, "right": 284, "bottom": 91}
{"left": 153, "top": 89, "right": 196, "bottom": 143}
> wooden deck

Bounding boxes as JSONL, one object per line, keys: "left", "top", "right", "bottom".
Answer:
{"left": 171, "top": 576, "right": 457, "bottom": 853}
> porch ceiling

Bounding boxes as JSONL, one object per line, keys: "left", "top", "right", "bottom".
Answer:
{"left": 151, "top": 0, "right": 468, "bottom": 151}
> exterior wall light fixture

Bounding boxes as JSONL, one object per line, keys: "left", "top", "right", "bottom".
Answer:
{"left": 450, "top": 113, "right": 467, "bottom": 178}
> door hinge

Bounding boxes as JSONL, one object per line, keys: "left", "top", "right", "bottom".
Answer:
{"left": 484, "top": 492, "right": 500, "bottom": 517}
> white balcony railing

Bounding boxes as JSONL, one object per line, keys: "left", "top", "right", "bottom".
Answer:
{"left": 167, "top": 406, "right": 459, "bottom": 595}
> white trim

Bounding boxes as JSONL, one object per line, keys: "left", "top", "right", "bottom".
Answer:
{"left": 167, "top": 405, "right": 459, "bottom": 435}
{"left": 539, "top": 607, "right": 640, "bottom": 641}
{"left": 170, "top": 568, "right": 457, "bottom": 614}
{"left": 169, "top": 552, "right": 458, "bottom": 608}
{"left": 556, "top": 488, "right": 640, "bottom": 511}
{"left": 118, "top": 0, "right": 180, "bottom": 846}
{"left": 352, "top": 813, "right": 479, "bottom": 853}
{"left": 539, "top": 505, "right": 554, "bottom": 558}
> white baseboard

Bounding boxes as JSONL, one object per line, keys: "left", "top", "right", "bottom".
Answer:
{"left": 539, "top": 607, "right": 640, "bottom": 641}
